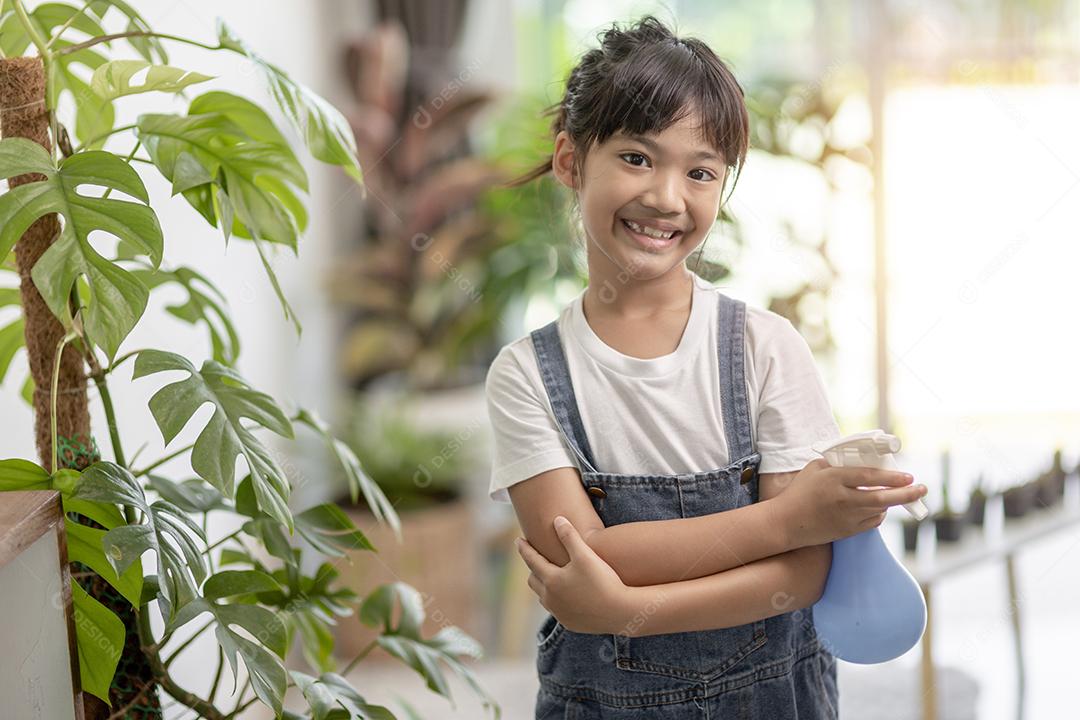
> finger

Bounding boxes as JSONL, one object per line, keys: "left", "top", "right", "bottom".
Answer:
{"left": 858, "top": 510, "right": 888, "bottom": 530}
{"left": 527, "top": 571, "right": 544, "bottom": 597}
{"left": 552, "top": 516, "right": 591, "bottom": 560}
{"left": 862, "top": 484, "right": 928, "bottom": 509}
{"left": 516, "top": 537, "right": 554, "bottom": 580}
{"left": 839, "top": 467, "right": 915, "bottom": 489}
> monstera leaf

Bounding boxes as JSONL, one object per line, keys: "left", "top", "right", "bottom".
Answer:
{"left": 0, "top": 4, "right": 115, "bottom": 146}
{"left": 86, "top": 0, "right": 169, "bottom": 64}
{"left": 137, "top": 92, "right": 308, "bottom": 249}
{"left": 289, "top": 671, "right": 395, "bottom": 720}
{"left": 127, "top": 260, "right": 241, "bottom": 366}
{"left": 0, "top": 288, "right": 24, "bottom": 388}
{"left": 72, "top": 462, "right": 207, "bottom": 623}
{"left": 132, "top": 350, "right": 295, "bottom": 530}
{"left": 294, "top": 408, "right": 400, "bottom": 540}
{"left": 216, "top": 20, "right": 363, "bottom": 185}
{"left": 0, "top": 138, "right": 162, "bottom": 360}
{"left": 359, "top": 583, "right": 497, "bottom": 718}
{"left": 71, "top": 581, "right": 125, "bottom": 705}
{"left": 91, "top": 59, "right": 213, "bottom": 100}
{"left": 136, "top": 92, "right": 308, "bottom": 333}
{"left": 232, "top": 476, "right": 372, "bottom": 567}
{"left": 66, "top": 519, "right": 144, "bottom": 607}
{"left": 170, "top": 571, "right": 290, "bottom": 716}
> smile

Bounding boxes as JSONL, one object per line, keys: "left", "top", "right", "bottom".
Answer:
{"left": 620, "top": 218, "right": 683, "bottom": 250}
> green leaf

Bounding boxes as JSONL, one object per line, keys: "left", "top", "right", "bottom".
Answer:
{"left": 136, "top": 96, "right": 308, "bottom": 249}
{"left": 276, "top": 563, "right": 357, "bottom": 674}
{"left": 127, "top": 262, "right": 241, "bottom": 366}
{"left": 216, "top": 20, "right": 363, "bottom": 185}
{"left": 0, "top": 4, "right": 104, "bottom": 57}
{"left": 171, "top": 598, "right": 288, "bottom": 715}
{"left": 91, "top": 60, "right": 213, "bottom": 100}
{"left": 250, "top": 229, "right": 302, "bottom": 336}
{"left": 359, "top": 583, "right": 423, "bottom": 637}
{"left": 0, "top": 139, "right": 162, "bottom": 360}
{"left": 65, "top": 518, "right": 143, "bottom": 606}
{"left": 295, "top": 409, "right": 400, "bottom": 541}
{"left": 86, "top": 0, "right": 168, "bottom": 63}
{"left": 291, "top": 671, "right": 396, "bottom": 720}
{"left": 73, "top": 462, "right": 207, "bottom": 623}
{"left": 136, "top": 94, "right": 309, "bottom": 332}
{"left": 218, "top": 547, "right": 261, "bottom": 568}
{"left": 0, "top": 457, "right": 51, "bottom": 490}
{"left": 146, "top": 474, "right": 227, "bottom": 514}
{"left": 290, "top": 609, "right": 337, "bottom": 675}
{"left": 0, "top": 317, "right": 25, "bottom": 386}
{"left": 71, "top": 581, "right": 124, "bottom": 705}
{"left": 132, "top": 350, "right": 295, "bottom": 530}
{"left": 20, "top": 373, "right": 33, "bottom": 405}
{"left": 202, "top": 569, "right": 281, "bottom": 601}
{"left": 62, "top": 494, "right": 126, "bottom": 531}
{"left": 1, "top": 4, "right": 114, "bottom": 146}
{"left": 294, "top": 503, "right": 374, "bottom": 557}
{"left": 358, "top": 583, "right": 497, "bottom": 718}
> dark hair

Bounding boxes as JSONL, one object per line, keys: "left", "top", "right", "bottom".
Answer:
{"left": 507, "top": 15, "right": 750, "bottom": 206}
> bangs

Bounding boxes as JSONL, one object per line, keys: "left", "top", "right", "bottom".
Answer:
{"left": 584, "top": 39, "right": 748, "bottom": 171}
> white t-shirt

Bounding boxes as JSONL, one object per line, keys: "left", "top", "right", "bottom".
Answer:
{"left": 485, "top": 273, "right": 841, "bottom": 503}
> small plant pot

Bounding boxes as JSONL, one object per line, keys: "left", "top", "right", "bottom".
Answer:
{"left": 934, "top": 512, "right": 965, "bottom": 543}
{"left": 1002, "top": 481, "right": 1039, "bottom": 518}
{"left": 967, "top": 491, "right": 987, "bottom": 526}
{"left": 1034, "top": 472, "right": 1065, "bottom": 510}
{"left": 902, "top": 518, "right": 923, "bottom": 553}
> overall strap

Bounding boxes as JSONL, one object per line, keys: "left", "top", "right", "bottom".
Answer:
{"left": 716, "top": 293, "right": 756, "bottom": 461}
{"left": 530, "top": 320, "right": 600, "bottom": 474}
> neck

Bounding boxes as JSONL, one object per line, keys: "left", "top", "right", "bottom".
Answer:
{"left": 583, "top": 250, "right": 694, "bottom": 320}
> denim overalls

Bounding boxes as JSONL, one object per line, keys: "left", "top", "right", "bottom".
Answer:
{"left": 528, "top": 291, "right": 839, "bottom": 719}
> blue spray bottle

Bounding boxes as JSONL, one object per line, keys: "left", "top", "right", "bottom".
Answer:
{"left": 809, "top": 430, "right": 930, "bottom": 664}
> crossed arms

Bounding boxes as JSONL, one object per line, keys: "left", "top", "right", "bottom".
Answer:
{"left": 509, "top": 465, "right": 832, "bottom": 636}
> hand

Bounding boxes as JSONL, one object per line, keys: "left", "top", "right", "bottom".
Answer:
{"left": 777, "top": 458, "right": 928, "bottom": 547}
{"left": 515, "top": 516, "right": 630, "bottom": 634}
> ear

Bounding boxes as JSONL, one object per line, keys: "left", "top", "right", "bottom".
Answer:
{"left": 551, "top": 130, "right": 578, "bottom": 190}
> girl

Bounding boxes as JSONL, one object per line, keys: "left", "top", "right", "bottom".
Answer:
{"left": 484, "top": 15, "right": 927, "bottom": 719}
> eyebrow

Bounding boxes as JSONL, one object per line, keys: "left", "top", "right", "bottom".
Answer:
{"left": 622, "top": 134, "right": 723, "bottom": 164}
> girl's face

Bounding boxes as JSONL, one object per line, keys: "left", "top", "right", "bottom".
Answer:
{"left": 552, "top": 110, "right": 727, "bottom": 285}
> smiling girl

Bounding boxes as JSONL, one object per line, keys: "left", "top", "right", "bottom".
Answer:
{"left": 484, "top": 15, "right": 927, "bottom": 719}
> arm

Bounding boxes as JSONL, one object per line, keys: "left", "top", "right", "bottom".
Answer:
{"left": 616, "top": 468, "right": 833, "bottom": 636}
{"left": 618, "top": 539, "right": 831, "bottom": 636}
{"left": 509, "top": 466, "right": 806, "bottom": 588}
{"left": 515, "top": 480, "right": 833, "bottom": 637}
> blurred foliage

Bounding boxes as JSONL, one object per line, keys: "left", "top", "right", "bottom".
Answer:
{"left": 742, "top": 72, "right": 873, "bottom": 354}
{"left": 343, "top": 400, "right": 469, "bottom": 512}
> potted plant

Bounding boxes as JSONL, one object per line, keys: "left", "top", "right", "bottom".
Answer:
{"left": 1002, "top": 476, "right": 1039, "bottom": 518}
{"left": 966, "top": 474, "right": 989, "bottom": 527}
{"left": 933, "top": 451, "right": 965, "bottom": 543}
{"left": 1034, "top": 449, "right": 1066, "bottom": 509}
{"left": 901, "top": 515, "right": 924, "bottom": 553}
{"left": 332, "top": 399, "right": 480, "bottom": 661}
{"left": 0, "top": 4, "right": 497, "bottom": 719}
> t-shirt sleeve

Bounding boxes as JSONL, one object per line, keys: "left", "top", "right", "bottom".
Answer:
{"left": 752, "top": 315, "right": 841, "bottom": 474}
{"left": 484, "top": 344, "right": 579, "bottom": 503}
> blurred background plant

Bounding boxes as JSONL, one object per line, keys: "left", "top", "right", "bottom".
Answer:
{"left": 343, "top": 400, "right": 469, "bottom": 512}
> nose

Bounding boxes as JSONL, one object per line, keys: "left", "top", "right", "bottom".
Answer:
{"left": 641, "top": 170, "right": 686, "bottom": 216}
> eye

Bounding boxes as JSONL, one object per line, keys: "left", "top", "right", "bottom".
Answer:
{"left": 689, "top": 168, "right": 718, "bottom": 182}
{"left": 618, "top": 152, "right": 650, "bottom": 167}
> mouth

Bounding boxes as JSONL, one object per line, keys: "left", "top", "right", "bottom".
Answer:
{"left": 619, "top": 218, "right": 684, "bottom": 251}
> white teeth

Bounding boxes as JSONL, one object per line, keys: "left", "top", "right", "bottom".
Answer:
{"left": 625, "top": 219, "right": 677, "bottom": 240}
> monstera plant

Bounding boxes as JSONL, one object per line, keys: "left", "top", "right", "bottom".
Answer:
{"left": 0, "top": 2, "right": 497, "bottom": 719}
